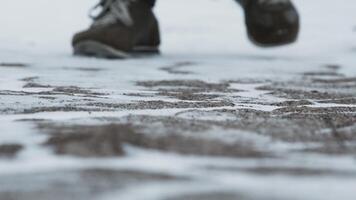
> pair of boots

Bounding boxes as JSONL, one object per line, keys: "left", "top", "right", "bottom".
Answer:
{"left": 72, "top": 0, "right": 300, "bottom": 59}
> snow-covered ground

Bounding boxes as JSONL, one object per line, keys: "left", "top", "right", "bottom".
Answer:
{"left": 0, "top": 0, "right": 356, "bottom": 200}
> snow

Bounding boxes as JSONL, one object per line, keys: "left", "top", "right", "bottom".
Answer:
{"left": 0, "top": 0, "right": 356, "bottom": 199}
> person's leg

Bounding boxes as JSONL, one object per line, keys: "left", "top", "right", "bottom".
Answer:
{"left": 72, "top": 0, "right": 160, "bottom": 59}
{"left": 146, "top": 0, "right": 156, "bottom": 8}
{"left": 235, "top": 0, "right": 300, "bottom": 47}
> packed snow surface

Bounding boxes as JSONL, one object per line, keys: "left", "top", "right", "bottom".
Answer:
{"left": 0, "top": 0, "right": 356, "bottom": 200}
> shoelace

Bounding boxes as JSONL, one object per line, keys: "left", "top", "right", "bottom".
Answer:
{"left": 258, "top": 0, "right": 290, "bottom": 5}
{"left": 89, "top": 0, "right": 136, "bottom": 26}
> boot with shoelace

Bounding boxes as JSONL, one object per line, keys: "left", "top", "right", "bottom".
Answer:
{"left": 73, "top": 0, "right": 299, "bottom": 59}
{"left": 72, "top": 0, "right": 160, "bottom": 59}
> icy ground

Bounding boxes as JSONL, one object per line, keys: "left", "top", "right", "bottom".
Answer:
{"left": 1, "top": 0, "right": 356, "bottom": 200}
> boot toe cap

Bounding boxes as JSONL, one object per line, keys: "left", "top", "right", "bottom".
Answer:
{"left": 245, "top": 1, "right": 300, "bottom": 47}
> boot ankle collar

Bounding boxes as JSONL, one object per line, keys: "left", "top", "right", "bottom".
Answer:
{"left": 90, "top": 0, "right": 136, "bottom": 27}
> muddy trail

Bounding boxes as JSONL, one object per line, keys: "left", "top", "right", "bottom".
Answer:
{"left": 2, "top": 1, "right": 356, "bottom": 198}
{"left": 1, "top": 56, "right": 356, "bottom": 200}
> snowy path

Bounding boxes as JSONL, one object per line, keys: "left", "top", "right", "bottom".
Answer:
{"left": 0, "top": 0, "right": 356, "bottom": 200}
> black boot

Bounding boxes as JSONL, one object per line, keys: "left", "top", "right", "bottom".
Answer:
{"left": 72, "top": 0, "right": 160, "bottom": 59}
{"left": 237, "top": 0, "right": 300, "bottom": 47}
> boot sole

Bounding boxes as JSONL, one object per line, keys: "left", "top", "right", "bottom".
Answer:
{"left": 246, "top": 28, "right": 299, "bottom": 47}
{"left": 73, "top": 41, "right": 159, "bottom": 59}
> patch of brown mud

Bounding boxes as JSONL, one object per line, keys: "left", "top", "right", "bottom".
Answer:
{"left": 257, "top": 70, "right": 356, "bottom": 100}
{"left": 273, "top": 105, "right": 356, "bottom": 114}
{"left": 300, "top": 143, "right": 356, "bottom": 155}
{"left": 123, "top": 115, "right": 211, "bottom": 133}
{"left": 20, "top": 76, "right": 39, "bottom": 82}
{"left": 301, "top": 65, "right": 343, "bottom": 79}
{"left": 87, "top": 100, "right": 234, "bottom": 110}
{"left": 0, "top": 90, "right": 47, "bottom": 96}
{"left": 180, "top": 108, "right": 356, "bottom": 145}
{"left": 134, "top": 79, "right": 239, "bottom": 102}
{"left": 207, "top": 166, "right": 356, "bottom": 177}
{"left": 227, "top": 79, "right": 270, "bottom": 84}
{"left": 44, "top": 125, "right": 127, "bottom": 157}
{"left": 271, "top": 100, "right": 313, "bottom": 107}
{"left": 0, "top": 169, "right": 182, "bottom": 200}
{"left": 158, "top": 91, "right": 220, "bottom": 101}
{"left": 1, "top": 86, "right": 106, "bottom": 98}
{"left": 10, "top": 98, "right": 233, "bottom": 114}
{"left": 0, "top": 90, "right": 48, "bottom": 96}
{"left": 0, "top": 144, "right": 23, "bottom": 158}
{"left": 166, "top": 193, "right": 243, "bottom": 200}
{"left": 81, "top": 168, "right": 180, "bottom": 181}
{"left": 0, "top": 108, "right": 17, "bottom": 114}
{"left": 123, "top": 93, "right": 156, "bottom": 98}
{"left": 160, "top": 61, "right": 195, "bottom": 75}
{"left": 258, "top": 85, "right": 351, "bottom": 100}
{"left": 19, "top": 77, "right": 107, "bottom": 97}
{"left": 51, "top": 86, "right": 106, "bottom": 96}
{"left": 23, "top": 83, "right": 51, "bottom": 88}
{"left": 40, "top": 123, "right": 267, "bottom": 158}
{"left": 39, "top": 103, "right": 356, "bottom": 157}
{"left": 137, "top": 80, "right": 234, "bottom": 93}
{"left": 62, "top": 67, "right": 104, "bottom": 72}
{"left": 312, "top": 77, "right": 356, "bottom": 84}
{"left": 303, "top": 72, "right": 343, "bottom": 77}
{"left": 324, "top": 64, "right": 341, "bottom": 70}
{"left": 317, "top": 97, "right": 356, "bottom": 105}
{"left": 15, "top": 118, "right": 48, "bottom": 122}
{"left": 23, "top": 106, "right": 105, "bottom": 114}
{"left": 21, "top": 77, "right": 51, "bottom": 89}
{"left": 38, "top": 96, "right": 57, "bottom": 100}
{"left": 236, "top": 54, "right": 292, "bottom": 61}
{"left": 0, "top": 62, "right": 28, "bottom": 68}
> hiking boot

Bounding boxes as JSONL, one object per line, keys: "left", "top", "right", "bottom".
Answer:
{"left": 239, "top": 0, "right": 300, "bottom": 47}
{"left": 72, "top": 0, "right": 160, "bottom": 59}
